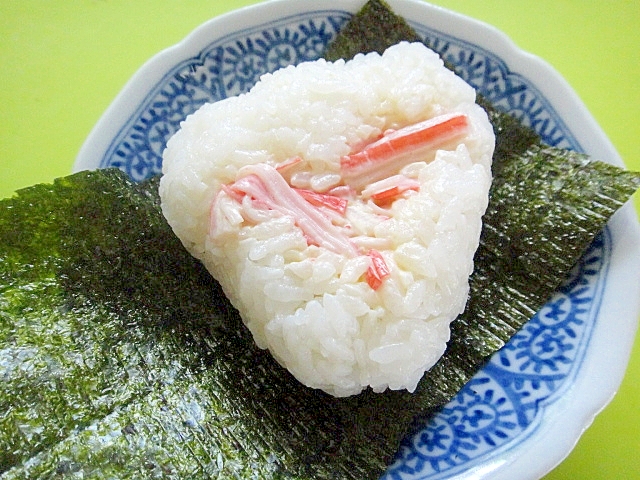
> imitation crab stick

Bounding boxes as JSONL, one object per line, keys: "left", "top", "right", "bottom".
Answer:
{"left": 275, "top": 156, "right": 303, "bottom": 172}
{"left": 229, "top": 164, "right": 358, "bottom": 257}
{"left": 340, "top": 113, "right": 468, "bottom": 190}
{"left": 366, "top": 249, "right": 391, "bottom": 290}
{"left": 361, "top": 174, "right": 421, "bottom": 205}
{"left": 292, "top": 188, "right": 348, "bottom": 214}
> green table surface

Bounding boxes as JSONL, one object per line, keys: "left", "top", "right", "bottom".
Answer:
{"left": 2, "top": 1, "right": 639, "bottom": 478}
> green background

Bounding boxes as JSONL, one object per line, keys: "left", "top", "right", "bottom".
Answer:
{"left": 1, "top": 1, "right": 638, "bottom": 478}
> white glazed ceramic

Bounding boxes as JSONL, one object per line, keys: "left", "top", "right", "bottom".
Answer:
{"left": 75, "top": 1, "right": 640, "bottom": 478}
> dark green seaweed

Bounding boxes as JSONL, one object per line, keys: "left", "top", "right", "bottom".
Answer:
{"left": 0, "top": 170, "right": 421, "bottom": 478}
{"left": 1, "top": 1, "right": 639, "bottom": 478}
{"left": 323, "top": 0, "right": 421, "bottom": 61}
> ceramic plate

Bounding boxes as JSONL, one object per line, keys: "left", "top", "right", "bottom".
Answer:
{"left": 74, "top": 1, "right": 640, "bottom": 478}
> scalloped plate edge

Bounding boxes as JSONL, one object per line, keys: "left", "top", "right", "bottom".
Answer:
{"left": 72, "top": 1, "right": 640, "bottom": 479}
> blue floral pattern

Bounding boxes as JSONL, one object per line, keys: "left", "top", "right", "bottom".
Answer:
{"left": 384, "top": 233, "right": 606, "bottom": 479}
{"left": 102, "top": 13, "right": 348, "bottom": 180}
{"left": 416, "top": 27, "right": 579, "bottom": 151}
{"left": 96, "top": 8, "right": 609, "bottom": 479}
{"left": 100, "top": 11, "right": 583, "bottom": 180}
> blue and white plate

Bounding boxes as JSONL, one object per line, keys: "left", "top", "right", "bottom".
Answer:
{"left": 75, "top": 1, "right": 640, "bottom": 478}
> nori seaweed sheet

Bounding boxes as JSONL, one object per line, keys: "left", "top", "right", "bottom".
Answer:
{"left": 1, "top": 1, "right": 640, "bottom": 478}
{"left": 323, "top": 0, "right": 421, "bottom": 60}
{"left": 0, "top": 171, "right": 424, "bottom": 479}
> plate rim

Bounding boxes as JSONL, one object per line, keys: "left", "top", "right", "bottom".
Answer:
{"left": 73, "top": 1, "right": 640, "bottom": 479}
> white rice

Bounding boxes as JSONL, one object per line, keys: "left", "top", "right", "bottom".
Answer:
{"left": 159, "top": 42, "right": 495, "bottom": 397}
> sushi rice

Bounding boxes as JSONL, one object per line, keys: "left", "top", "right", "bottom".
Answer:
{"left": 159, "top": 42, "right": 495, "bottom": 397}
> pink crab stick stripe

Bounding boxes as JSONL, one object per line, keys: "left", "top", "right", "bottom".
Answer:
{"left": 361, "top": 174, "right": 421, "bottom": 204}
{"left": 366, "top": 249, "right": 391, "bottom": 290}
{"left": 275, "top": 156, "right": 303, "bottom": 172}
{"left": 340, "top": 113, "right": 469, "bottom": 190}
{"left": 231, "top": 163, "right": 359, "bottom": 256}
{"left": 292, "top": 188, "right": 348, "bottom": 214}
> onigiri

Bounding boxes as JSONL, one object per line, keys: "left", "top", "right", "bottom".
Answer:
{"left": 159, "top": 42, "right": 495, "bottom": 397}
